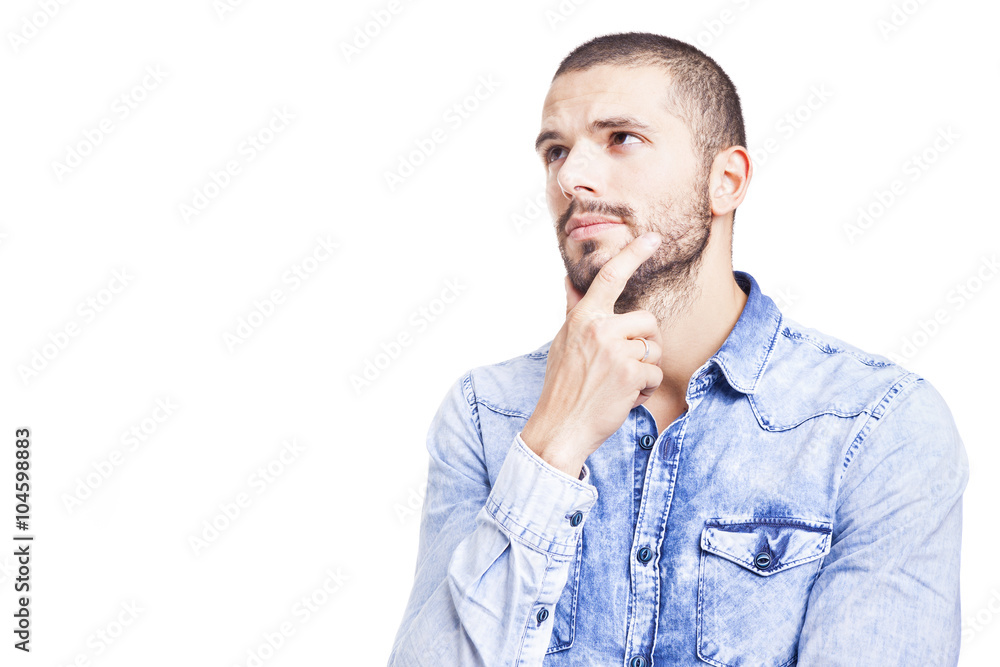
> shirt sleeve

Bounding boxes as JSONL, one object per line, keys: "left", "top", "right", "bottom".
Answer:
{"left": 387, "top": 371, "right": 599, "bottom": 667}
{"left": 796, "top": 375, "right": 970, "bottom": 665}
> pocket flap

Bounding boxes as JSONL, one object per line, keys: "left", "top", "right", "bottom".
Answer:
{"left": 701, "top": 517, "right": 832, "bottom": 576}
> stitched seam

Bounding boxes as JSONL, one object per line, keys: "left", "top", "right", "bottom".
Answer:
{"left": 708, "top": 519, "right": 831, "bottom": 531}
{"left": 485, "top": 497, "right": 579, "bottom": 555}
{"left": 513, "top": 551, "right": 553, "bottom": 665}
{"left": 839, "top": 372, "right": 922, "bottom": 483}
{"left": 748, "top": 365, "right": 913, "bottom": 432}
{"left": 748, "top": 402, "right": 873, "bottom": 432}
{"left": 706, "top": 516, "right": 832, "bottom": 530}
{"left": 509, "top": 431, "right": 596, "bottom": 493}
{"left": 750, "top": 310, "right": 783, "bottom": 390}
{"left": 545, "top": 534, "right": 582, "bottom": 654}
{"left": 780, "top": 327, "right": 893, "bottom": 367}
{"left": 703, "top": 542, "right": 829, "bottom": 573}
{"left": 477, "top": 399, "right": 531, "bottom": 419}
{"left": 462, "top": 371, "right": 484, "bottom": 437}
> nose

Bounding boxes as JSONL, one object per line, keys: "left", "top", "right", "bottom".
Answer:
{"left": 556, "top": 143, "right": 600, "bottom": 200}
{"left": 557, "top": 180, "right": 579, "bottom": 202}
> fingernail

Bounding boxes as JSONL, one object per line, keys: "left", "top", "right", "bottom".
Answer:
{"left": 642, "top": 232, "right": 661, "bottom": 247}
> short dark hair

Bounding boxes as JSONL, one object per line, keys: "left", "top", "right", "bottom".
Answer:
{"left": 553, "top": 32, "right": 746, "bottom": 199}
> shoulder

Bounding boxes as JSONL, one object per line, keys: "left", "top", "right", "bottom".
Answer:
{"left": 751, "top": 315, "right": 918, "bottom": 430}
{"left": 463, "top": 339, "right": 551, "bottom": 419}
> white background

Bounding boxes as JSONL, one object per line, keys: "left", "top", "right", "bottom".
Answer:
{"left": 1, "top": 0, "right": 998, "bottom": 665}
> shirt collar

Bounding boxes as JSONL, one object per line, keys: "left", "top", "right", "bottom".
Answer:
{"left": 707, "top": 270, "right": 783, "bottom": 396}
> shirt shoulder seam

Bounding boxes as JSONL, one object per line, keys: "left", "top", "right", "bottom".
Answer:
{"left": 462, "top": 369, "right": 485, "bottom": 450}
{"left": 840, "top": 371, "right": 923, "bottom": 479}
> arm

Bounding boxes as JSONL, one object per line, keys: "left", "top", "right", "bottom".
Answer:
{"left": 797, "top": 375, "right": 970, "bottom": 665}
{"left": 388, "top": 372, "right": 598, "bottom": 667}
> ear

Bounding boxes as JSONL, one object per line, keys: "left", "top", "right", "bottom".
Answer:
{"left": 709, "top": 146, "right": 752, "bottom": 218}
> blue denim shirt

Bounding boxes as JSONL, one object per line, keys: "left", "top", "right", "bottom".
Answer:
{"left": 388, "top": 270, "right": 969, "bottom": 667}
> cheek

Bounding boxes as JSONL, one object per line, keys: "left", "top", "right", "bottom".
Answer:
{"left": 619, "top": 171, "right": 657, "bottom": 201}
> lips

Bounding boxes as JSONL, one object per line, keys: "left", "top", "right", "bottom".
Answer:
{"left": 565, "top": 214, "right": 622, "bottom": 235}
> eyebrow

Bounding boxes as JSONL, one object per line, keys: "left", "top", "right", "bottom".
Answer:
{"left": 534, "top": 115, "right": 653, "bottom": 155}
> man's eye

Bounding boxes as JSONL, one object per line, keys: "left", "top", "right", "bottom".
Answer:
{"left": 611, "top": 132, "right": 641, "bottom": 146}
{"left": 545, "top": 146, "right": 568, "bottom": 163}
{"left": 545, "top": 133, "right": 640, "bottom": 164}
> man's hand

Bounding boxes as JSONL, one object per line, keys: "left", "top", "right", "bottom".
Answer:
{"left": 520, "top": 231, "right": 664, "bottom": 478}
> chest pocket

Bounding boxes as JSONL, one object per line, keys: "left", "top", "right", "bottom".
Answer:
{"left": 546, "top": 530, "right": 583, "bottom": 654}
{"left": 696, "top": 517, "right": 832, "bottom": 667}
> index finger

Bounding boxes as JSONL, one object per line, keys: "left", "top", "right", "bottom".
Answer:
{"left": 579, "top": 232, "right": 662, "bottom": 312}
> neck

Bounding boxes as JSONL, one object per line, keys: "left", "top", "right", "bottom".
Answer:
{"left": 634, "top": 222, "right": 748, "bottom": 409}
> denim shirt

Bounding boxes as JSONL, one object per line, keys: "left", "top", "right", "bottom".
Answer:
{"left": 388, "top": 270, "right": 970, "bottom": 667}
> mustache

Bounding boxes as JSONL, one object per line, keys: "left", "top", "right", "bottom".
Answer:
{"left": 557, "top": 198, "right": 634, "bottom": 232}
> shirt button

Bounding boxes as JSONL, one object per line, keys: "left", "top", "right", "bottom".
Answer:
{"left": 536, "top": 608, "right": 549, "bottom": 623}
{"left": 636, "top": 546, "right": 652, "bottom": 564}
{"left": 639, "top": 434, "right": 654, "bottom": 449}
{"left": 629, "top": 656, "right": 647, "bottom": 667}
{"left": 569, "top": 511, "right": 583, "bottom": 527}
{"left": 754, "top": 551, "right": 772, "bottom": 569}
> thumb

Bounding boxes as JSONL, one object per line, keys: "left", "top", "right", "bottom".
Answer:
{"left": 565, "top": 275, "right": 583, "bottom": 315}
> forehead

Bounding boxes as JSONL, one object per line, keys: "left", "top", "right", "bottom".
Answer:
{"left": 541, "top": 64, "right": 674, "bottom": 125}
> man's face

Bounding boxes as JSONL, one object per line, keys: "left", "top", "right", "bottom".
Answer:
{"left": 536, "top": 64, "right": 713, "bottom": 314}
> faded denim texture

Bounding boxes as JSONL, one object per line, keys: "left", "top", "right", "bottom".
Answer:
{"left": 388, "top": 270, "right": 970, "bottom": 667}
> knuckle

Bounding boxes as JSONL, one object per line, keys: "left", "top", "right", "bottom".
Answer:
{"left": 581, "top": 317, "right": 603, "bottom": 342}
{"left": 586, "top": 314, "right": 611, "bottom": 337}
{"left": 615, "top": 363, "right": 634, "bottom": 385}
{"left": 567, "top": 308, "right": 588, "bottom": 327}
{"left": 598, "top": 264, "right": 620, "bottom": 286}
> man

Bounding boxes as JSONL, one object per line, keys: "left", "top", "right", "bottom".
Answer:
{"left": 388, "top": 32, "right": 969, "bottom": 666}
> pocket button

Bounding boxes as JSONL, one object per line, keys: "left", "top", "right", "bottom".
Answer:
{"left": 754, "top": 551, "right": 772, "bottom": 570}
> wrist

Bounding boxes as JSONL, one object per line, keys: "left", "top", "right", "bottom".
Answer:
{"left": 519, "top": 421, "right": 587, "bottom": 480}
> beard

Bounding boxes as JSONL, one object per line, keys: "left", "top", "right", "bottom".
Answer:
{"left": 556, "top": 169, "right": 713, "bottom": 322}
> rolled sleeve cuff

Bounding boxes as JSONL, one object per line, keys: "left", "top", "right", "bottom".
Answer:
{"left": 483, "top": 432, "right": 598, "bottom": 557}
